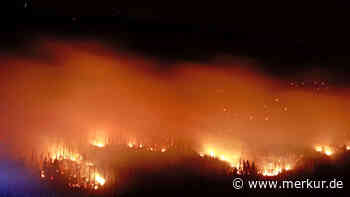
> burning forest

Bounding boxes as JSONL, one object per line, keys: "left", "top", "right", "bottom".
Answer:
{"left": 1, "top": 39, "right": 350, "bottom": 196}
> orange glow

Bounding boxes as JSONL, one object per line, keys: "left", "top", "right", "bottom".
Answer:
{"left": 200, "top": 147, "right": 241, "bottom": 170}
{"left": 91, "top": 141, "right": 105, "bottom": 148}
{"left": 42, "top": 142, "right": 108, "bottom": 190}
{"left": 49, "top": 146, "right": 83, "bottom": 162}
{"left": 261, "top": 163, "right": 283, "bottom": 177}
{"left": 89, "top": 131, "right": 109, "bottom": 148}
{"left": 262, "top": 168, "right": 282, "bottom": 176}
{"left": 41, "top": 173, "right": 45, "bottom": 178}
{"left": 161, "top": 148, "right": 166, "bottom": 152}
{"left": 128, "top": 142, "right": 134, "bottom": 148}
{"left": 324, "top": 146, "right": 333, "bottom": 156}
{"left": 209, "top": 150, "right": 215, "bottom": 158}
{"left": 285, "top": 164, "right": 292, "bottom": 171}
{"left": 6, "top": 41, "right": 350, "bottom": 193}
{"left": 219, "top": 155, "right": 227, "bottom": 161}
{"left": 314, "top": 145, "right": 334, "bottom": 156}
{"left": 95, "top": 173, "right": 106, "bottom": 186}
{"left": 198, "top": 144, "right": 300, "bottom": 177}
{"left": 315, "top": 145, "right": 323, "bottom": 152}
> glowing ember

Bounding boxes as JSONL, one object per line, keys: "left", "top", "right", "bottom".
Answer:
{"left": 285, "top": 164, "right": 292, "bottom": 171}
{"left": 315, "top": 145, "right": 323, "bottom": 152}
{"left": 49, "top": 146, "right": 83, "bottom": 162}
{"left": 89, "top": 131, "right": 109, "bottom": 148}
{"left": 314, "top": 145, "right": 334, "bottom": 156}
{"left": 92, "top": 141, "right": 105, "bottom": 148}
{"left": 261, "top": 164, "right": 283, "bottom": 177}
{"left": 324, "top": 146, "right": 333, "bottom": 156}
{"left": 262, "top": 169, "right": 281, "bottom": 176}
{"left": 219, "top": 155, "right": 229, "bottom": 162}
{"left": 209, "top": 150, "right": 215, "bottom": 158}
{"left": 40, "top": 171, "right": 45, "bottom": 178}
{"left": 95, "top": 173, "right": 106, "bottom": 186}
{"left": 41, "top": 142, "right": 109, "bottom": 190}
{"left": 128, "top": 142, "right": 134, "bottom": 148}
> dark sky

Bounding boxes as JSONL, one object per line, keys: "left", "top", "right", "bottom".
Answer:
{"left": 11, "top": 1, "right": 350, "bottom": 83}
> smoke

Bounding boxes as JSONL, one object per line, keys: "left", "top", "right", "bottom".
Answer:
{"left": 1, "top": 39, "right": 349, "bottom": 159}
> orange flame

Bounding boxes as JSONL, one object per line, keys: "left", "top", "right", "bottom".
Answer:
{"left": 95, "top": 173, "right": 106, "bottom": 186}
{"left": 314, "top": 145, "right": 334, "bottom": 156}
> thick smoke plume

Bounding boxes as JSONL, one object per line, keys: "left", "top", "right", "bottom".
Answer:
{"left": 1, "top": 39, "right": 349, "bottom": 160}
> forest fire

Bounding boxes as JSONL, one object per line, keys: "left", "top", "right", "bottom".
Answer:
{"left": 126, "top": 141, "right": 170, "bottom": 153}
{"left": 259, "top": 162, "right": 293, "bottom": 177}
{"left": 34, "top": 137, "right": 180, "bottom": 191}
{"left": 199, "top": 151, "right": 292, "bottom": 177}
{"left": 197, "top": 145, "right": 302, "bottom": 177}
{"left": 91, "top": 141, "right": 105, "bottom": 148}
{"left": 38, "top": 143, "right": 107, "bottom": 191}
{"left": 260, "top": 165, "right": 282, "bottom": 177}
{"left": 2, "top": 39, "right": 350, "bottom": 196}
{"left": 203, "top": 149, "right": 240, "bottom": 167}
{"left": 48, "top": 146, "right": 83, "bottom": 162}
{"left": 314, "top": 145, "right": 334, "bottom": 156}
{"left": 10, "top": 135, "right": 350, "bottom": 197}
{"left": 90, "top": 133, "right": 109, "bottom": 148}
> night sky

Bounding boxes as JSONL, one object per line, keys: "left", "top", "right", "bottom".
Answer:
{"left": 11, "top": 1, "right": 350, "bottom": 84}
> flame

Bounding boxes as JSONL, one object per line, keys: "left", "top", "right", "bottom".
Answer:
{"left": 200, "top": 148, "right": 240, "bottom": 170}
{"left": 262, "top": 167, "right": 282, "bottom": 176}
{"left": 324, "top": 146, "right": 333, "bottom": 156}
{"left": 285, "top": 164, "right": 292, "bottom": 171}
{"left": 95, "top": 173, "right": 106, "bottom": 186}
{"left": 91, "top": 141, "right": 105, "bottom": 148}
{"left": 126, "top": 141, "right": 171, "bottom": 153}
{"left": 49, "top": 146, "right": 83, "bottom": 162}
{"left": 261, "top": 163, "right": 283, "bottom": 177}
{"left": 209, "top": 150, "right": 215, "bottom": 158}
{"left": 42, "top": 143, "right": 108, "bottom": 190}
{"left": 40, "top": 170, "right": 45, "bottom": 178}
{"left": 219, "top": 155, "right": 227, "bottom": 161}
{"left": 198, "top": 144, "right": 301, "bottom": 177}
{"left": 315, "top": 145, "right": 323, "bottom": 152}
{"left": 346, "top": 146, "right": 350, "bottom": 151}
{"left": 128, "top": 142, "right": 134, "bottom": 148}
{"left": 314, "top": 145, "right": 333, "bottom": 156}
{"left": 89, "top": 131, "right": 108, "bottom": 148}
